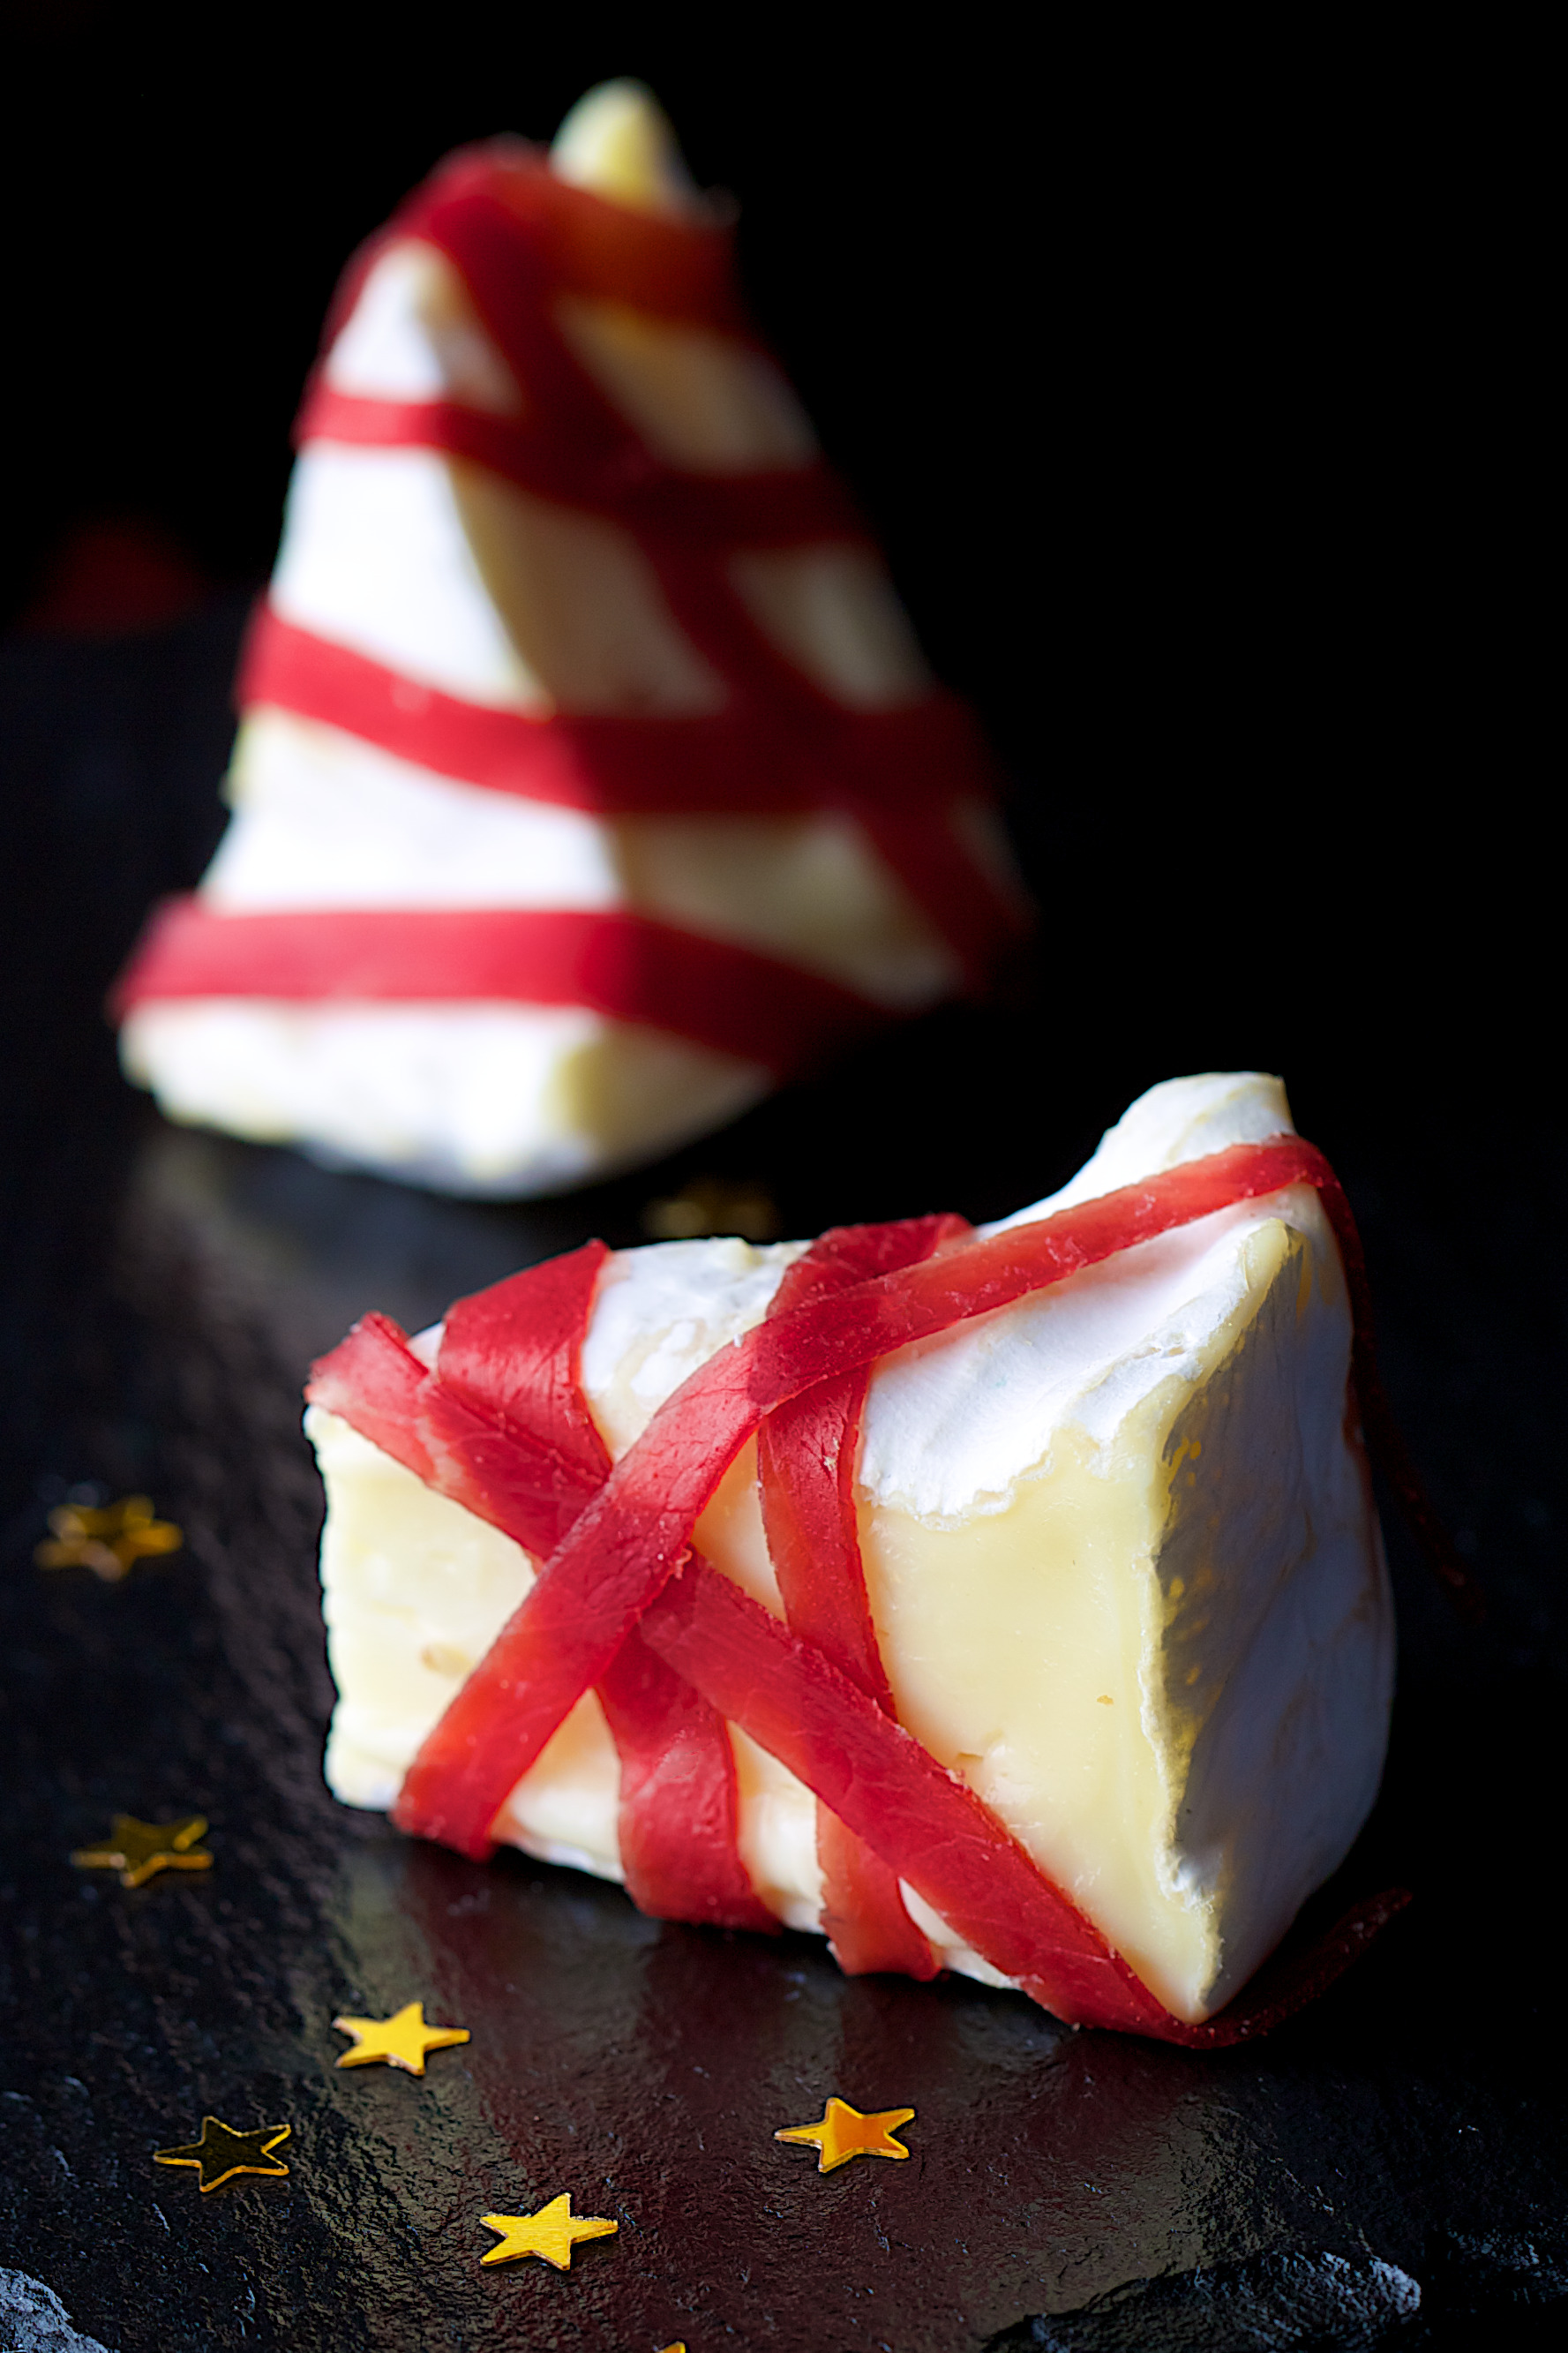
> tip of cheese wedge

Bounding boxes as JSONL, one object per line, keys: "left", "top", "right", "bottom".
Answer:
{"left": 550, "top": 80, "right": 701, "bottom": 217}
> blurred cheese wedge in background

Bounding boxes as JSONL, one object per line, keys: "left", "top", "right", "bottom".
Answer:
{"left": 116, "top": 81, "right": 1027, "bottom": 1195}
{"left": 307, "top": 1073, "right": 1394, "bottom": 2026}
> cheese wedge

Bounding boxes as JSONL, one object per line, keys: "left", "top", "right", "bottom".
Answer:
{"left": 117, "top": 82, "right": 1018, "bottom": 1195}
{"left": 309, "top": 1072, "right": 1392, "bottom": 2024}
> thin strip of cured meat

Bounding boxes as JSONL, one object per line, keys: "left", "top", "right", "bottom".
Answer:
{"left": 328, "top": 144, "right": 750, "bottom": 343}
{"left": 236, "top": 611, "right": 1019, "bottom": 995}
{"left": 113, "top": 900, "right": 889, "bottom": 1079}
{"left": 643, "top": 1554, "right": 1160, "bottom": 2029}
{"left": 636, "top": 1560, "right": 1411, "bottom": 2043}
{"left": 447, "top": 1253, "right": 773, "bottom": 1931}
{"left": 759, "top": 1216, "right": 970, "bottom": 1977}
{"left": 348, "top": 1137, "right": 1402, "bottom": 1860}
{"left": 375, "top": 1246, "right": 771, "bottom": 1929}
{"left": 241, "top": 611, "right": 1003, "bottom": 823}
{"left": 297, "top": 386, "right": 859, "bottom": 549}
{"left": 435, "top": 1244, "right": 611, "bottom": 1544}
{"left": 592, "top": 1628, "right": 776, "bottom": 1932}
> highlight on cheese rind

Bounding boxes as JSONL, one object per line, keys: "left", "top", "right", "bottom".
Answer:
{"left": 311, "top": 1073, "right": 1394, "bottom": 2023}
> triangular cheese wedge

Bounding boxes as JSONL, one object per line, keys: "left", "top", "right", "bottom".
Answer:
{"left": 116, "top": 83, "right": 1024, "bottom": 1195}
{"left": 307, "top": 1073, "right": 1392, "bottom": 2025}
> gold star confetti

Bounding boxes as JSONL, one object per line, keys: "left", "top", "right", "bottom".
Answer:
{"left": 36, "top": 1494, "right": 182, "bottom": 1582}
{"left": 333, "top": 1998, "right": 470, "bottom": 2075}
{"left": 154, "top": 2116, "right": 290, "bottom": 2193}
{"left": 71, "top": 1814, "right": 213, "bottom": 1890}
{"left": 774, "top": 2096, "right": 916, "bottom": 2174}
{"left": 479, "top": 2192, "right": 619, "bottom": 2269}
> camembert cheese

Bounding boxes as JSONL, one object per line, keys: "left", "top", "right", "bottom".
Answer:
{"left": 118, "top": 83, "right": 1019, "bottom": 1195}
{"left": 309, "top": 1072, "right": 1392, "bottom": 2024}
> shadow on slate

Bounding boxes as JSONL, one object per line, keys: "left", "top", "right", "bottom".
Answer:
{"left": 2, "top": 610, "right": 1565, "bottom": 2349}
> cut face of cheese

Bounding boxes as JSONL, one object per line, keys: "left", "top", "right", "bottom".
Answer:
{"left": 115, "top": 81, "right": 1023, "bottom": 1197}
{"left": 311, "top": 1072, "right": 1394, "bottom": 2022}
{"left": 556, "top": 297, "right": 818, "bottom": 474}
{"left": 727, "top": 546, "right": 933, "bottom": 710}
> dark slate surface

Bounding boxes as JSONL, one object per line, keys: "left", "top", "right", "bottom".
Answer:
{"left": 1, "top": 609, "right": 1563, "bottom": 2351}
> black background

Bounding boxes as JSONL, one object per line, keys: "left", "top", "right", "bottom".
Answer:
{"left": 1, "top": 11, "right": 1560, "bottom": 2349}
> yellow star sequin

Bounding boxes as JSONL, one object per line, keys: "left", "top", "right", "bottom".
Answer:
{"left": 774, "top": 2096, "right": 916, "bottom": 2174}
{"left": 154, "top": 2116, "right": 290, "bottom": 2192}
{"left": 71, "top": 1814, "right": 213, "bottom": 1889}
{"left": 479, "top": 2192, "right": 619, "bottom": 2269}
{"left": 36, "top": 1494, "right": 182, "bottom": 1582}
{"left": 333, "top": 1998, "right": 470, "bottom": 2075}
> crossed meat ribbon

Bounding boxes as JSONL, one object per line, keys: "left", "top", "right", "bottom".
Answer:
{"left": 114, "top": 141, "right": 1023, "bottom": 1073}
{"left": 309, "top": 1137, "right": 1472, "bottom": 2044}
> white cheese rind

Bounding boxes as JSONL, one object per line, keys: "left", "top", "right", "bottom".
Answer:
{"left": 123, "top": 1000, "right": 768, "bottom": 1197}
{"left": 311, "top": 1071, "right": 1394, "bottom": 2019}
{"left": 323, "top": 241, "right": 522, "bottom": 414}
{"left": 579, "top": 1234, "right": 807, "bottom": 1454}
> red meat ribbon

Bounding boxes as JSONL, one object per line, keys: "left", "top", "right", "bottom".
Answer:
{"left": 116, "top": 145, "right": 1027, "bottom": 1051}
{"left": 309, "top": 1138, "right": 1468, "bottom": 2039}
{"left": 109, "top": 901, "right": 892, "bottom": 1082}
